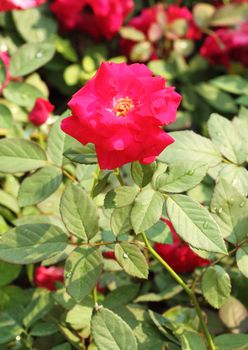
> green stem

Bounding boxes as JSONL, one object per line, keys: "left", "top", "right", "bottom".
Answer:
{"left": 141, "top": 231, "right": 216, "bottom": 350}
{"left": 92, "top": 286, "right": 98, "bottom": 307}
{"left": 114, "top": 168, "right": 125, "bottom": 186}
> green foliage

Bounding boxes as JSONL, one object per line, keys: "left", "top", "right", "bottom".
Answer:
{"left": 60, "top": 182, "right": 99, "bottom": 241}
{"left": 91, "top": 308, "right": 138, "bottom": 350}
{"left": 0, "top": 1, "right": 248, "bottom": 348}
{"left": 65, "top": 247, "right": 103, "bottom": 302}
{"left": 202, "top": 265, "right": 231, "bottom": 309}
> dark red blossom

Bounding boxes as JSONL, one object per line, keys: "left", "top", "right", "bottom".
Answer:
{"left": 200, "top": 23, "right": 248, "bottom": 68}
{"left": 34, "top": 266, "right": 64, "bottom": 291}
{"left": 103, "top": 251, "right": 116, "bottom": 260}
{"left": 121, "top": 4, "right": 201, "bottom": 60}
{"left": 155, "top": 219, "right": 210, "bottom": 274}
{"left": 61, "top": 62, "right": 181, "bottom": 170}
{"left": 0, "top": 0, "right": 46, "bottom": 11}
{"left": 50, "top": 0, "right": 134, "bottom": 40}
{"left": 28, "top": 98, "right": 54, "bottom": 126}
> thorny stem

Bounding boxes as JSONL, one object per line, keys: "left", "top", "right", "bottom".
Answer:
{"left": 141, "top": 231, "right": 216, "bottom": 350}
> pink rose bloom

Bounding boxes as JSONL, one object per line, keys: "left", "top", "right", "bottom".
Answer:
{"left": 166, "top": 5, "right": 202, "bottom": 40}
{"left": 61, "top": 62, "right": 181, "bottom": 170}
{"left": 200, "top": 23, "right": 248, "bottom": 68}
{"left": 28, "top": 98, "right": 54, "bottom": 126}
{"left": 0, "top": 0, "right": 46, "bottom": 11}
{"left": 0, "top": 51, "right": 11, "bottom": 94}
{"left": 50, "top": 0, "right": 134, "bottom": 40}
{"left": 34, "top": 266, "right": 64, "bottom": 291}
{"left": 121, "top": 4, "right": 201, "bottom": 61}
{"left": 155, "top": 219, "right": 210, "bottom": 274}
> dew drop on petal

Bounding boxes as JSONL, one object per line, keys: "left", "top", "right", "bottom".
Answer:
{"left": 123, "top": 253, "right": 128, "bottom": 259}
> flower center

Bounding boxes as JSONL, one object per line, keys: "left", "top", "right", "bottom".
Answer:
{"left": 114, "top": 97, "right": 134, "bottom": 117}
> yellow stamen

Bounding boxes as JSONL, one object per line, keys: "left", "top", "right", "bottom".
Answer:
{"left": 114, "top": 97, "right": 134, "bottom": 117}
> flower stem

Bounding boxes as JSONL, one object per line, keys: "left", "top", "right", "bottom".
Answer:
{"left": 92, "top": 286, "right": 98, "bottom": 308}
{"left": 140, "top": 231, "right": 216, "bottom": 350}
{"left": 114, "top": 168, "right": 125, "bottom": 186}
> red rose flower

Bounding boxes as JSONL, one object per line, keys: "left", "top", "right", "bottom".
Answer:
{"left": 34, "top": 266, "right": 64, "bottom": 291}
{"left": 166, "top": 5, "right": 202, "bottom": 40}
{"left": 155, "top": 219, "right": 210, "bottom": 274}
{"left": 121, "top": 4, "right": 201, "bottom": 61}
{"left": 0, "top": 51, "right": 11, "bottom": 94}
{"left": 28, "top": 98, "right": 54, "bottom": 126}
{"left": 200, "top": 23, "right": 248, "bottom": 68}
{"left": 0, "top": 0, "right": 46, "bottom": 11}
{"left": 102, "top": 251, "right": 116, "bottom": 260}
{"left": 50, "top": 0, "right": 134, "bottom": 40}
{"left": 61, "top": 62, "right": 181, "bottom": 170}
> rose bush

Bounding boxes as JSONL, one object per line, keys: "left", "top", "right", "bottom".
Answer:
{"left": 0, "top": 1, "right": 248, "bottom": 350}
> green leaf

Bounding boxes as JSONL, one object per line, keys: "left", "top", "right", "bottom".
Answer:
{"left": 131, "top": 161, "right": 156, "bottom": 187}
{"left": 236, "top": 244, "right": 248, "bottom": 278}
{"left": 3, "top": 81, "right": 44, "bottom": 108}
{"left": 208, "top": 113, "right": 247, "bottom": 164}
{"left": 218, "top": 164, "right": 248, "bottom": 196}
{"left": 51, "top": 343, "right": 72, "bottom": 350}
{"left": 0, "top": 55, "right": 6, "bottom": 86}
{"left": 105, "top": 186, "right": 139, "bottom": 209}
{"left": 92, "top": 172, "right": 111, "bottom": 198}
{"left": 31, "top": 321, "right": 58, "bottom": 336}
{"left": 119, "top": 26, "right": 146, "bottom": 41}
{"left": 131, "top": 187, "right": 164, "bottom": 233}
{"left": 13, "top": 8, "right": 57, "bottom": 43}
{"left": 0, "top": 224, "right": 68, "bottom": 264}
{"left": 60, "top": 183, "right": 99, "bottom": 241}
{"left": 0, "top": 190, "right": 19, "bottom": 214}
{"left": 0, "top": 104, "right": 13, "bottom": 129}
{"left": 64, "top": 146, "right": 97, "bottom": 164}
{"left": 181, "top": 331, "right": 207, "bottom": 350}
{"left": 214, "top": 334, "right": 248, "bottom": 350}
{"left": 236, "top": 95, "right": 248, "bottom": 106}
{"left": 145, "top": 220, "right": 172, "bottom": 244}
{"left": 111, "top": 205, "right": 132, "bottom": 236}
{"left": 115, "top": 242, "right": 148, "bottom": 279}
{"left": 0, "top": 311, "right": 22, "bottom": 345}
{"left": 210, "top": 178, "right": 248, "bottom": 244}
{"left": 103, "top": 284, "right": 140, "bottom": 309}
{"left": 210, "top": 3, "right": 248, "bottom": 26}
{"left": 47, "top": 116, "right": 81, "bottom": 167}
{"left": 219, "top": 296, "right": 247, "bottom": 333}
{"left": 155, "top": 161, "right": 208, "bottom": 193}
{"left": 23, "top": 291, "right": 53, "bottom": 328}
{"left": 210, "top": 75, "right": 248, "bottom": 95}
{"left": 130, "top": 41, "right": 153, "bottom": 62}
{"left": 0, "top": 138, "right": 47, "bottom": 173}
{"left": 91, "top": 308, "right": 138, "bottom": 350}
{"left": 166, "top": 194, "right": 227, "bottom": 254}
{"left": 18, "top": 166, "right": 62, "bottom": 207}
{"left": 0, "top": 261, "right": 21, "bottom": 286}
{"left": 158, "top": 131, "right": 222, "bottom": 168}
{"left": 195, "top": 83, "right": 237, "bottom": 114}
{"left": 9, "top": 42, "right": 55, "bottom": 77}
{"left": 65, "top": 246, "right": 103, "bottom": 302}
{"left": 202, "top": 265, "right": 231, "bottom": 309}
